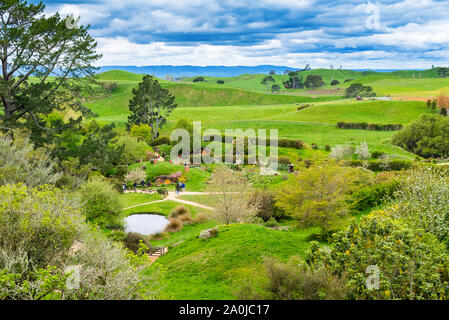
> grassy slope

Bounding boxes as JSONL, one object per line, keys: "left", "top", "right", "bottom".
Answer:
{"left": 147, "top": 223, "right": 320, "bottom": 300}
{"left": 183, "top": 68, "right": 449, "bottom": 97}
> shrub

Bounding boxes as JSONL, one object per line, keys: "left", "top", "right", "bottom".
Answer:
{"left": 192, "top": 77, "right": 205, "bottom": 82}
{"left": 345, "top": 83, "right": 376, "bottom": 98}
{"left": 114, "top": 135, "right": 152, "bottom": 164}
{"left": 125, "top": 168, "right": 147, "bottom": 184}
{"left": 371, "top": 151, "right": 386, "bottom": 159}
{"left": 355, "top": 141, "right": 371, "bottom": 160}
{"left": 304, "top": 75, "right": 325, "bottom": 89}
{"left": 264, "top": 217, "right": 280, "bottom": 228}
{"left": 216, "top": 80, "right": 225, "bottom": 84}
{"left": 68, "top": 232, "right": 158, "bottom": 300}
{"left": 330, "top": 80, "right": 340, "bottom": 86}
{"left": 151, "top": 136, "right": 171, "bottom": 146}
{"left": 164, "top": 218, "right": 183, "bottom": 233}
{"left": 0, "top": 184, "right": 82, "bottom": 269}
{"left": 325, "top": 145, "right": 331, "bottom": 152}
{"left": 278, "top": 156, "right": 291, "bottom": 165}
{"left": 276, "top": 165, "right": 370, "bottom": 236}
{"left": 123, "top": 232, "right": 151, "bottom": 253}
{"left": 343, "top": 159, "right": 413, "bottom": 172}
{"left": 79, "top": 177, "right": 123, "bottom": 228}
{"left": 390, "top": 167, "right": 449, "bottom": 241}
{"left": 392, "top": 114, "right": 449, "bottom": 158}
{"left": 343, "top": 78, "right": 353, "bottom": 83}
{"left": 239, "top": 256, "right": 347, "bottom": 300}
{"left": 170, "top": 205, "right": 190, "bottom": 218}
{"left": 329, "top": 144, "right": 354, "bottom": 160}
{"left": 349, "top": 180, "right": 399, "bottom": 212}
{"left": 307, "top": 210, "right": 449, "bottom": 300}
{"left": 337, "top": 122, "right": 403, "bottom": 131}
{"left": 311, "top": 143, "right": 318, "bottom": 150}
{"left": 192, "top": 212, "right": 209, "bottom": 224}
{"left": 251, "top": 189, "right": 287, "bottom": 221}
{"left": 0, "top": 131, "right": 61, "bottom": 187}
{"left": 129, "top": 124, "right": 153, "bottom": 145}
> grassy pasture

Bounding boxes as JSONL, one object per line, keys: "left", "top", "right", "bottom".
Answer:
{"left": 146, "top": 223, "right": 321, "bottom": 300}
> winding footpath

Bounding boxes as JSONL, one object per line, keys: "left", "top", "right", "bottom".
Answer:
{"left": 122, "top": 191, "right": 217, "bottom": 211}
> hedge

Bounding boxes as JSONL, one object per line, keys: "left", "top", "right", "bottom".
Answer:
{"left": 343, "top": 159, "right": 413, "bottom": 172}
{"left": 337, "top": 122, "right": 403, "bottom": 131}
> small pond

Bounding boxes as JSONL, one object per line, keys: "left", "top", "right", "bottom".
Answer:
{"left": 124, "top": 214, "right": 170, "bottom": 235}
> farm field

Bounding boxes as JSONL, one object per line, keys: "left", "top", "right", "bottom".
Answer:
{"left": 87, "top": 70, "right": 436, "bottom": 159}
{"left": 6, "top": 0, "right": 449, "bottom": 305}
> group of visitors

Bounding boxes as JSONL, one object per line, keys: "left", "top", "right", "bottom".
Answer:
{"left": 122, "top": 180, "right": 186, "bottom": 194}
{"left": 122, "top": 180, "right": 152, "bottom": 192}
{"left": 176, "top": 181, "right": 186, "bottom": 194}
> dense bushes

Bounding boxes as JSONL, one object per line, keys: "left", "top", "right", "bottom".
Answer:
{"left": 337, "top": 122, "right": 403, "bottom": 131}
{"left": 392, "top": 114, "right": 449, "bottom": 158}
{"left": 307, "top": 210, "right": 449, "bottom": 300}
{"left": 250, "top": 189, "right": 288, "bottom": 221}
{"left": 345, "top": 83, "right": 376, "bottom": 98}
{"left": 151, "top": 136, "right": 171, "bottom": 147}
{"left": 0, "top": 132, "right": 61, "bottom": 187}
{"left": 0, "top": 184, "right": 155, "bottom": 300}
{"left": 275, "top": 165, "right": 373, "bottom": 236}
{"left": 238, "top": 256, "right": 347, "bottom": 300}
{"left": 79, "top": 177, "right": 123, "bottom": 228}
{"left": 0, "top": 184, "right": 82, "bottom": 269}
{"left": 349, "top": 181, "right": 399, "bottom": 212}
{"left": 343, "top": 159, "right": 413, "bottom": 172}
{"left": 115, "top": 135, "right": 153, "bottom": 164}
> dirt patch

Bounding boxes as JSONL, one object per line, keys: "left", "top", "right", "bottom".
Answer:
{"left": 392, "top": 96, "right": 431, "bottom": 102}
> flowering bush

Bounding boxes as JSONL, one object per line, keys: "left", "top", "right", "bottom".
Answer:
{"left": 307, "top": 210, "right": 449, "bottom": 300}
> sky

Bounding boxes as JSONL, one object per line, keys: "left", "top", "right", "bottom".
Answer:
{"left": 40, "top": 0, "right": 449, "bottom": 69}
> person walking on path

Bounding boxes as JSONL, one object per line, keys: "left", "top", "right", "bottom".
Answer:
{"left": 182, "top": 182, "right": 186, "bottom": 193}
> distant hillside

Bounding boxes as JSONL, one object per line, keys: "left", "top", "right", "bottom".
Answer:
{"left": 96, "top": 65, "right": 443, "bottom": 80}
{"left": 97, "top": 65, "right": 299, "bottom": 78}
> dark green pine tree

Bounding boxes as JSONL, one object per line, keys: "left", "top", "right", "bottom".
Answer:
{"left": 127, "top": 75, "right": 177, "bottom": 139}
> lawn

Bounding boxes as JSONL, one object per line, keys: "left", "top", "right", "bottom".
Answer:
{"left": 128, "top": 162, "right": 211, "bottom": 192}
{"left": 146, "top": 223, "right": 321, "bottom": 300}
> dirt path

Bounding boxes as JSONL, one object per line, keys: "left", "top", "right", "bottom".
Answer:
{"left": 122, "top": 191, "right": 217, "bottom": 211}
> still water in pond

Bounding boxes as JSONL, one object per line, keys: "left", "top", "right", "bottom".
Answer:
{"left": 124, "top": 214, "right": 170, "bottom": 235}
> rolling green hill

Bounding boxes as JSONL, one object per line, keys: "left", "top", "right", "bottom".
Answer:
{"left": 146, "top": 223, "right": 319, "bottom": 299}
{"left": 182, "top": 68, "right": 449, "bottom": 96}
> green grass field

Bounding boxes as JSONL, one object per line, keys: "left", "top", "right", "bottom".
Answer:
{"left": 146, "top": 223, "right": 321, "bottom": 299}
{"left": 89, "top": 68, "right": 449, "bottom": 299}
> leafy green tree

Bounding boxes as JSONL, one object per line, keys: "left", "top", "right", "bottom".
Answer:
{"left": 276, "top": 165, "right": 371, "bottom": 236}
{"left": 304, "top": 75, "right": 325, "bottom": 89}
{"left": 440, "top": 107, "right": 448, "bottom": 116}
{"left": 392, "top": 114, "right": 449, "bottom": 158}
{"left": 307, "top": 209, "right": 449, "bottom": 300}
{"left": 115, "top": 135, "right": 152, "bottom": 164}
{"left": 345, "top": 83, "right": 376, "bottom": 98}
{"left": 330, "top": 80, "right": 340, "bottom": 86}
{"left": 127, "top": 75, "right": 177, "bottom": 139}
{"left": 74, "top": 121, "right": 124, "bottom": 174}
{"left": 437, "top": 67, "right": 448, "bottom": 78}
{"left": 0, "top": 0, "right": 100, "bottom": 146}
{"left": 271, "top": 84, "right": 281, "bottom": 93}
{"left": 79, "top": 177, "right": 122, "bottom": 228}
{"left": 0, "top": 130, "right": 61, "bottom": 187}
{"left": 261, "top": 76, "right": 275, "bottom": 92}
{"left": 129, "top": 123, "right": 153, "bottom": 145}
{"left": 192, "top": 76, "right": 205, "bottom": 82}
{"left": 283, "top": 71, "right": 304, "bottom": 89}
